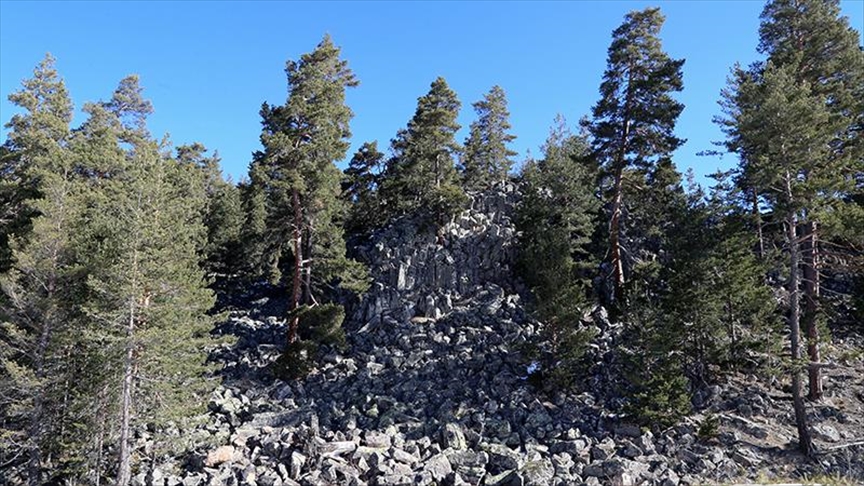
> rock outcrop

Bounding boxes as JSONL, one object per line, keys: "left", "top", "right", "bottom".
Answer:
{"left": 352, "top": 183, "right": 521, "bottom": 325}
{"left": 114, "top": 185, "right": 864, "bottom": 486}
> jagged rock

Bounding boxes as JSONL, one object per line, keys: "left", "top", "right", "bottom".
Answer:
{"left": 423, "top": 453, "right": 453, "bottom": 481}
{"left": 484, "top": 470, "right": 523, "bottom": 486}
{"left": 94, "top": 185, "right": 864, "bottom": 486}
{"left": 520, "top": 459, "right": 554, "bottom": 486}
{"left": 481, "top": 443, "right": 523, "bottom": 471}
{"left": 440, "top": 423, "right": 467, "bottom": 450}
{"left": 447, "top": 450, "right": 488, "bottom": 468}
{"left": 205, "top": 445, "right": 236, "bottom": 467}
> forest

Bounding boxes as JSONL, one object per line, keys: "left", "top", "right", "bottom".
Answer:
{"left": 1, "top": 1, "right": 863, "bottom": 485}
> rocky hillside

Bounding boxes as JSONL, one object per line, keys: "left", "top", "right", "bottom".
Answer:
{"left": 135, "top": 185, "right": 864, "bottom": 486}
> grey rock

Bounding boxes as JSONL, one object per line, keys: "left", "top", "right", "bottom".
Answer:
{"left": 520, "top": 459, "right": 554, "bottom": 486}
{"left": 447, "top": 450, "right": 488, "bottom": 468}
{"left": 289, "top": 451, "right": 306, "bottom": 479}
{"left": 481, "top": 443, "right": 523, "bottom": 471}
{"left": 484, "top": 471, "right": 523, "bottom": 486}
{"left": 423, "top": 453, "right": 453, "bottom": 481}
{"left": 440, "top": 423, "right": 467, "bottom": 450}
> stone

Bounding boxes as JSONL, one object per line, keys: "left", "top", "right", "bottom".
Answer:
{"left": 423, "top": 453, "right": 453, "bottom": 481}
{"left": 813, "top": 423, "right": 841, "bottom": 442}
{"left": 377, "top": 475, "right": 413, "bottom": 486}
{"left": 446, "top": 450, "right": 488, "bottom": 468}
{"left": 481, "top": 443, "right": 523, "bottom": 471}
{"left": 614, "top": 424, "right": 642, "bottom": 438}
{"left": 289, "top": 451, "right": 306, "bottom": 479}
{"left": 520, "top": 459, "right": 554, "bottom": 486}
{"left": 363, "top": 430, "right": 392, "bottom": 448}
{"left": 484, "top": 470, "right": 523, "bottom": 486}
{"left": 204, "top": 445, "right": 236, "bottom": 467}
{"left": 440, "top": 423, "right": 467, "bottom": 450}
{"left": 318, "top": 440, "right": 357, "bottom": 457}
{"left": 391, "top": 447, "right": 418, "bottom": 465}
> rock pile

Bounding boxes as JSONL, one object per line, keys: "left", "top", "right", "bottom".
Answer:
{"left": 130, "top": 185, "right": 864, "bottom": 486}
{"left": 351, "top": 183, "right": 520, "bottom": 325}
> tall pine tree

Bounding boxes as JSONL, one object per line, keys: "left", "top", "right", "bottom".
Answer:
{"left": 461, "top": 85, "right": 517, "bottom": 190}
{"left": 584, "top": 7, "right": 685, "bottom": 306}
{"left": 516, "top": 116, "right": 599, "bottom": 388}
{"left": 249, "top": 35, "right": 367, "bottom": 354}
{"left": 378, "top": 77, "right": 467, "bottom": 224}
{"left": 756, "top": 0, "right": 864, "bottom": 400}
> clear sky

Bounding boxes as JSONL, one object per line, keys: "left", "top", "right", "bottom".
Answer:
{"left": 1, "top": 1, "right": 862, "bottom": 186}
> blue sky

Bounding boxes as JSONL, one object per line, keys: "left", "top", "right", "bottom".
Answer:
{"left": 1, "top": 1, "right": 862, "bottom": 186}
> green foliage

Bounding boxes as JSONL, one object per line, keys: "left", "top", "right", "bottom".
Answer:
{"left": 237, "top": 178, "right": 271, "bottom": 282}
{"left": 461, "top": 85, "right": 517, "bottom": 190}
{"left": 583, "top": 7, "right": 685, "bottom": 306}
{"left": 272, "top": 340, "right": 318, "bottom": 381}
{"left": 249, "top": 35, "right": 367, "bottom": 304}
{"left": 274, "top": 303, "right": 347, "bottom": 380}
{"left": 175, "top": 143, "right": 244, "bottom": 276}
{"left": 342, "top": 141, "right": 385, "bottom": 233}
{"left": 516, "top": 117, "right": 599, "bottom": 390}
{"left": 297, "top": 303, "right": 347, "bottom": 350}
{"left": 378, "top": 77, "right": 467, "bottom": 225}
{"left": 620, "top": 304, "right": 691, "bottom": 428}
{"left": 0, "top": 54, "right": 73, "bottom": 274}
{"left": 698, "top": 414, "right": 720, "bottom": 441}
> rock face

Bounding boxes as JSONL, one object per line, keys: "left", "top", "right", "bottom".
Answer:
{"left": 352, "top": 183, "right": 520, "bottom": 326}
{"left": 82, "top": 185, "right": 864, "bottom": 486}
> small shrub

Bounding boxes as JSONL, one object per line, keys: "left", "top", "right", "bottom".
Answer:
{"left": 272, "top": 303, "right": 347, "bottom": 380}
{"left": 697, "top": 413, "right": 720, "bottom": 441}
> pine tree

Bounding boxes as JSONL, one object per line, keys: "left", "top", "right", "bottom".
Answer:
{"left": 378, "top": 77, "right": 468, "bottom": 224}
{"left": 249, "top": 35, "right": 367, "bottom": 356}
{"left": 74, "top": 76, "right": 216, "bottom": 485}
{"left": 756, "top": 0, "right": 864, "bottom": 401}
{"left": 342, "top": 141, "right": 385, "bottom": 233}
{"left": 584, "top": 7, "right": 685, "bottom": 305}
{"left": 516, "top": 116, "right": 599, "bottom": 388}
{"left": 237, "top": 177, "right": 269, "bottom": 282}
{"left": 462, "top": 85, "right": 517, "bottom": 190}
{"left": 0, "top": 54, "right": 76, "bottom": 485}
{"left": 1, "top": 54, "right": 73, "bottom": 275}
{"left": 719, "top": 61, "right": 839, "bottom": 456}
{"left": 176, "top": 143, "right": 243, "bottom": 275}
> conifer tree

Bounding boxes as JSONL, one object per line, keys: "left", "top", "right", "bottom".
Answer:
{"left": 755, "top": 0, "right": 864, "bottom": 400}
{"left": 516, "top": 116, "right": 599, "bottom": 388}
{"left": 0, "top": 54, "right": 76, "bottom": 485}
{"left": 237, "top": 178, "right": 269, "bottom": 281}
{"left": 75, "top": 76, "right": 216, "bottom": 485}
{"left": 378, "top": 77, "right": 467, "bottom": 224}
{"left": 249, "top": 36, "right": 367, "bottom": 354}
{"left": 176, "top": 143, "right": 243, "bottom": 275}
{"left": 0, "top": 54, "right": 73, "bottom": 275}
{"left": 719, "top": 61, "right": 838, "bottom": 456}
{"left": 342, "top": 141, "right": 385, "bottom": 233}
{"left": 462, "top": 85, "right": 517, "bottom": 190}
{"left": 584, "top": 8, "right": 685, "bottom": 305}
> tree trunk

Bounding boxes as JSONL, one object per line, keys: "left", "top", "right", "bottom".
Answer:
{"left": 303, "top": 221, "right": 313, "bottom": 306}
{"left": 752, "top": 188, "right": 764, "bottom": 259}
{"left": 116, "top": 298, "right": 136, "bottom": 486}
{"left": 609, "top": 71, "right": 632, "bottom": 306}
{"left": 609, "top": 167, "right": 626, "bottom": 304}
{"left": 26, "top": 313, "right": 52, "bottom": 486}
{"left": 786, "top": 202, "right": 814, "bottom": 456}
{"left": 288, "top": 188, "right": 303, "bottom": 346}
{"left": 802, "top": 220, "right": 822, "bottom": 400}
